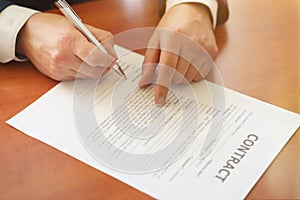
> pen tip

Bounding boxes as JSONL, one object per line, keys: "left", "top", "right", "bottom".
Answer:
{"left": 116, "top": 63, "right": 127, "bottom": 79}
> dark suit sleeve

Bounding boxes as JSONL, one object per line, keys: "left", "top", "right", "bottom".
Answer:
{"left": 0, "top": 0, "right": 14, "bottom": 12}
{"left": 217, "top": 0, "right": 229, "bottom": 25}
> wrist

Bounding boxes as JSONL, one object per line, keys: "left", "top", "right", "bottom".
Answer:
{"left": 167, "top": 3, "right": 213, "bottom": 28}
{"left": 186, "top": 3, "right": 213, "bottom": 26}
{"left": 16, "top": 12, "right": 41, "bottom": 58}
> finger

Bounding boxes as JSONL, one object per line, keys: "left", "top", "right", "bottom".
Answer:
{"left": 155, "top": 84, "right": 169, "bottom": 107}
{"left": 71, "top": 67, "right": 111, "bottom": 79}
{"left": 52, "top": 68, "right": 83, "bottom": 81}
{"left": 193, "top": 73, "right": 203, "bottom": 82}
{"left": 71, "top": 31, "right": 114, "bottom": 68}
{"left": 86, "top": 24, "right": 118, "bottom": 59}
{"left": 72, "top": 61, "right": 108, "bottom": 79}
{"left": 183, "top": 64, "right": 198, "bottom": 83}
{"left": 140, "top": 48, "right": 160, "bottom": 88}
{"left": 66, "top": 67, "right": 110, "bottom": 80}
{"left": 155, "top": 51, "right": 178, "bottom": 106}
{"left": 190, "top": 58, "right": 213, "bottom": 79}
{"left": 46, "top": 51, "right": 82, "bottom": 81}
{"left": 52, "top": 50, "right": 106, "bottom": 79}
{"left": 70, "top": 69, "right": 90, "bottom": 79}
{"left": 172, "top": 56, "right": 190, "bottom": 84}
{"left": 53, "top": 50, "right": 108, "bottom": 80}
{"left": 86, "top": 25, "right": 113, "bottom": 42}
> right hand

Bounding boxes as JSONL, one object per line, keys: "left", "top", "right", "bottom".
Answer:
{"left": 16, "top": 13, "right": 116, "bottom": 81}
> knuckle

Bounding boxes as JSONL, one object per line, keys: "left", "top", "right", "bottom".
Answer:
{"left": 51, "top": 50, "right": 65, "bottom": 63}
{"left": 192, "top": 34, "right": 210, "bottom": 47}
{"left": 99, "top": 31, "right": 113, "bottom": 41}
{"left": 194, "top": 36, "right": 218, "bottom": 58}
{"left": 57, "top": 33, "right": 73, "bottom": 46}
{"left": 172, "top": 27, "right": 185, "bottom": 35}
{"left": 160, "top": 59, "right": 174, "bottom": 68}
{"left": 104, "top": 31, "right": 113, "bottom": 38}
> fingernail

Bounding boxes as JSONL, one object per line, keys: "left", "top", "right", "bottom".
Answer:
{"left": 156, "top": 96, "right": 165, "bottom": 107}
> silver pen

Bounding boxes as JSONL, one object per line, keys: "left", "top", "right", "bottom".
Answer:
{"left": 54, "top": 0, "right": 126, "bottom": 79}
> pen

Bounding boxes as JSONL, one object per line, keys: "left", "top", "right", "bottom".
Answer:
{"left": 54, "top": 0, "right": 127, "bottom": 79}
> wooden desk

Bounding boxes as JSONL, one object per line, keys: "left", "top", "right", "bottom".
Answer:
{"left": 0, "top": 0, "right": 299, "bottom": 199}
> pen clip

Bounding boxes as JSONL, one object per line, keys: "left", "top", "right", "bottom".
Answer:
{"left": 54, "top": 0, "right": 82, "bottom": 21}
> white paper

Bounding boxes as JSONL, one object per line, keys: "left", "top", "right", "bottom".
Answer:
{"left": 7, "top": 46, "right": 300, "bottom": 199}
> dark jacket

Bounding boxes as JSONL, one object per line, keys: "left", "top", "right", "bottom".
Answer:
{"left": 0, "top": 0, "right": 89, "bottom": 12}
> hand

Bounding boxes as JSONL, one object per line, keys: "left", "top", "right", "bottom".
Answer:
{"left": 140, "top": 3, "right": 218, "bottom": 106}
{"left": 16, "top": 13, "right": 116, "bottom": 81}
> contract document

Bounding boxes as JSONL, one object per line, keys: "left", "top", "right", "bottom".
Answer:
{"left": 7, "top": 46, "right": 300, "bottom": 199}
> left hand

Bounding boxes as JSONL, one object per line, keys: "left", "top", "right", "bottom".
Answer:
{"left": 139, "top": 3, "right": 218, "bottom": 106}
{"left": 16, "top": 13, "right": 116, "bottom": 81}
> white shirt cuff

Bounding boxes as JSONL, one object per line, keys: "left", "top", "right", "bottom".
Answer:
{"left": 166, "top": 0, "right": 218, "bottom": 28}
{"left": 0, "top": 5, "right": 39, "bottom": 63}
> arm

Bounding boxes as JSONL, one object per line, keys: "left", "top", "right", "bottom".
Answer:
{"left": 0, "top": 1, "right": 117, "bottom": 80}
{"left": 0, "top": 4, "right": 38, "bottom": 63}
